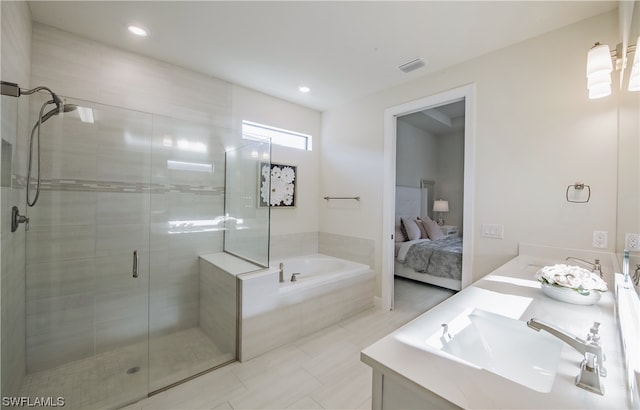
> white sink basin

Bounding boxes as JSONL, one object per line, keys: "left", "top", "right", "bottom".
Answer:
{"left": 425, "top": 308, "right": 564, "bottom": 392}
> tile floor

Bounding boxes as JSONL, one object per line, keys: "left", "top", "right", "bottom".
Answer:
{"left": 19, "top": 327, "right": 233, "bottom": 410}
{"left": 121, "top": 278, "right": 455, "bottom": 410}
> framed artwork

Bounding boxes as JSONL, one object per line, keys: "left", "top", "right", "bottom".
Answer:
{"left": 259, "top": 162, "right": 297, "bottom": 207}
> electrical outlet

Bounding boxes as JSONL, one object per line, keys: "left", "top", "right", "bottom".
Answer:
{"left": 625, "top": 233, "right": 640, "bottom": 251}
{"left": 481, "top": 224, "right": 504, "bottom": 239}
{"left": 592, "top": 231, "right": 608, "bottom": 249}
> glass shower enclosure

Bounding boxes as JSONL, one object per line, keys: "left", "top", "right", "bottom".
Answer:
{"left": 0, "top": 93, "right": 262, "bottom": 408}
{"left": 224, "top": 141, "right": 271, "bottom": 267}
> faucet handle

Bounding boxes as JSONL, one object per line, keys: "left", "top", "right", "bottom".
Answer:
{"left": 587, "top": 322, "right": 601, "bottom": 345}
{"left": 290, "top": 272, "right": 300, "bottom": 282}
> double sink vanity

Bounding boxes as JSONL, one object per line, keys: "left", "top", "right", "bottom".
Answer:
{"left": 361, "top": 244, "right": 639, "bottom": 409}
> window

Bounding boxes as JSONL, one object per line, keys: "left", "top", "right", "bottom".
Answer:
{"left": 242, "top": 120, "right": 312, "bottom": 151}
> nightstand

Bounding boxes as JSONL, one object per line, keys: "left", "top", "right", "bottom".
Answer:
{"left": 440, "top": 225, "right": 458, "bottom": 237}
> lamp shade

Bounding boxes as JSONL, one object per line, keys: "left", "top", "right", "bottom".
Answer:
{"left": 433, "top": 200, "right": 449, "bottom": 213}
{"left": 587, "top": 43, "right": 613, "bottom": 99}
{"left": 586, "top": 43, "right": 613, "bottom": 77}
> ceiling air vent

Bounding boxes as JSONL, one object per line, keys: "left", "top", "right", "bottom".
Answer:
{"left": 398, "top": 57, "right": 427, "bottom": 73}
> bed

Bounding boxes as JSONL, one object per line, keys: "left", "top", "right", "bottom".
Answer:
{"left": 394, "top": 186, "right": 462, "bottom": 291}
{"left": 395, "top": 236, "right": 462, "bottom": 291}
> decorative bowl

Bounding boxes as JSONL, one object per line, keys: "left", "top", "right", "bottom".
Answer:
{"left": 540, "top": 283, "right": 601, "bottom": 305}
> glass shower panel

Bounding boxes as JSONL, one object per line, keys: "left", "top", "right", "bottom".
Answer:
{"left": 1, "top": 93, "right": 27, "bottom": 401}
{"left": 149, "top": 115, "right": 234, "bottom": 391}
{"left": 224, "top": 140, "right": 271, "bottom": 267}
{"left": 21, "top": 96, "right": 151, "bottom": 409}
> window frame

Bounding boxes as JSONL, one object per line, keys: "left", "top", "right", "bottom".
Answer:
{"left": 242, "top": 120, "right": 312, "bottom": 151}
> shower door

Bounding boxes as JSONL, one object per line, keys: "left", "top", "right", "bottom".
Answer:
{"left": 23, "top": 96, "right": 152, "bottom": 409}
{"left": 148, "top": 114, "right": 234, "bottom": 391}
{"left": 17, "top": 94, "right": 237, "bottom": 408}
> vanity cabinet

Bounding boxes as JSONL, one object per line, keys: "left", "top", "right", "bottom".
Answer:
{"left": 370, "top": 369, "right": 460, "bottom": 410}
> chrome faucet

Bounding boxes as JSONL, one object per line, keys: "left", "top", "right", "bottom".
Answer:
{"left": 279, "top": 262, "right": 284, "bottom": 283}
{"left": 633, "top": 264, "right": 640, "bottom": 286}
{"left": 527, "top": 319, "right": 606, "bottom": 395}
{"left": 290, "top": 272, "right": 300, "bottom": 282}
{"left": 566, "top": 256, "right": 603, "bottom": 278}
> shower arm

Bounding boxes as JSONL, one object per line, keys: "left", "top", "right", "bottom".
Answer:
{"left": 1, "top": 81, "right": 63, "bottom": 109}
{"left": 20, "top": 85, "right": 63, "bottom": 108}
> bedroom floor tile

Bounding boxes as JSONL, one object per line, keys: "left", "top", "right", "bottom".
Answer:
{"left": 124, "top": 278, "right": 454, "bottom": 409}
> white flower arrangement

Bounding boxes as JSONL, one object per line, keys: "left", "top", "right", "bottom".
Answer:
{"left": 535, "top": 264, "right": 607, "bottom": 295}
{"left": 260, "top": 163, "right": 296, "bottom": 206}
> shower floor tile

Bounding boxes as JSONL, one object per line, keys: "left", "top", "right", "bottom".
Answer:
{"left": 149, "top": 327, "right": 234, "bottom": 392}
{"left": 18, "top": 327, "right": 232, "bottom": 410}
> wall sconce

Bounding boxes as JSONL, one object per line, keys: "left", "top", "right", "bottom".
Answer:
{"left": 433, "top": 199, "right": 449, "bottom": 226}
{"left": 628, "top": 36, "right": 640, "bottom": 92}
{"left": 587, "top": 43, "right": 613, "bottom": 99}
{"left": 587, "top": 37, "right": 639, "bottom": 98}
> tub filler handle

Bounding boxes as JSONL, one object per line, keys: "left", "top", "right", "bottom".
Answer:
{"left": 291, "top": 273, "right": 300, "bottom": 282}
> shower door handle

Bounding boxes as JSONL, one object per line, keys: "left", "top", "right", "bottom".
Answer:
{"left": 132, "top": 250, "right": 139, "bottom": 278}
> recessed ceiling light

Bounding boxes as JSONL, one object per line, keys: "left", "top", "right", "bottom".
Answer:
{"left": 128, "top": 25, "right": 148, "bottom": 37}
{"left": 299, "top": 86, "right": 311, "bottom": 93}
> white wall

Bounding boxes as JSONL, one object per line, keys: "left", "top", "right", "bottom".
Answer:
{"left": 396, "top": 120, "right": 464, "bottom": 230}
{"left": 436, "top": 130, "right": 464, "bottom": 231}
{"left": 395, "top": 120, "right": 438, "bottom": 188}
{"left": 321, "top": 10, "right": 619, "bottom": 295}
{"left": 230, "top": 85, "right": 321, "bottom": 237}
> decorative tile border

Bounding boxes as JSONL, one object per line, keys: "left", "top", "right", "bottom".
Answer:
{"left": 13, "top": 175, "right": 223, "bottom": 195}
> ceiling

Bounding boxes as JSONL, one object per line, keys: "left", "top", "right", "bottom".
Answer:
{"left": 400, "top": 100, "right": 465, "bottom": 136}
{"left": 27, "top": 1, "right": 618, "bottom": 112}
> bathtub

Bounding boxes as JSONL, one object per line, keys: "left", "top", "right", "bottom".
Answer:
{"left": 276, "top": 254, "right": 372, "bottom": 291}
{"left": 238, "top": 253, "right": 375, "bottom": 361}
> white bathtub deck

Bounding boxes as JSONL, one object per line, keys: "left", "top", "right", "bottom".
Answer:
{"left": 238, "top": 254, "right": 375, "bottom": 361}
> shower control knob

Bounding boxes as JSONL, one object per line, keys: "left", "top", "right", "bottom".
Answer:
{"left": 11, "top": 206, "right": 29, "bottom": 232}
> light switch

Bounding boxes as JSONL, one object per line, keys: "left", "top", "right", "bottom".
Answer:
{"left": 481, "top": 224, "right": 504, "bottom": 239}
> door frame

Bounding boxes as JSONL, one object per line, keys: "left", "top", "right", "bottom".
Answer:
{"left": 381, "top": 84, "right": 476, "bottom": 310}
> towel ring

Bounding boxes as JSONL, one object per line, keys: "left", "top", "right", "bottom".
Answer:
{"left": 566, "top": 183, "right": 591, "bottom": 203}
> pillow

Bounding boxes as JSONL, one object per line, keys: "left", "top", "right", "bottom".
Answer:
{"left": 401, "top": 217, "right": 421, "bottom": 241}
{"left": 422, "top": 218, "right": 444, "bottom": 240}
{"left": 395, "top": 226, "right": 406, "bottom": 243}
{"left": 415, "top": 218, "right": 429, "bottom": 239}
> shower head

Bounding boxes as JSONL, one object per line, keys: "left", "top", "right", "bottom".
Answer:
{"left": 40, "top": 103, "right": 77, "bottom": 124}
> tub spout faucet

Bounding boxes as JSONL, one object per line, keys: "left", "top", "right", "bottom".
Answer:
{"left": 527, "top": 318, "right": 605, "bottom": 395}
{"left": 565, "top": 257, "right": 603, "bottom": 278}
{"left": 279, "top": 263, "right": 284, "bottom": 283}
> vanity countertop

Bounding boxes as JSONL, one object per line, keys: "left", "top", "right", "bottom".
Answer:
{"left": 361, "top": 244, "right": 634, "bottom": 409}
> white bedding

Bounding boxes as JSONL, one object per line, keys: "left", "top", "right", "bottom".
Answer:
{"left": 396, "top": 239, "right": 431, "bottom": 262}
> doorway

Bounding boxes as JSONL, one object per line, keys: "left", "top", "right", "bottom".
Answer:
{"left": 382, "top": 84, "right": 475, "bottom": 310}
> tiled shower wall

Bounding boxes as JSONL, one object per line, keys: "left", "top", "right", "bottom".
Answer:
{"left": 25, "top": 23, "right": 232, "bottom": 372}
{"left": 1, "top": 0, "right": 31, "bottom": 399}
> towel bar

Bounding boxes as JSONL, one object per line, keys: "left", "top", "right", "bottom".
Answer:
{"left": 323, "top": 196, "right": 360, "bottom": 201}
